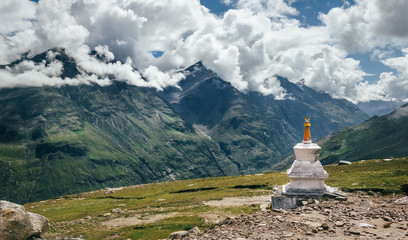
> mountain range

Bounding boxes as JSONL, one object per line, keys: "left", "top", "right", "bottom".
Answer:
{"left": 318, "top": 103, "right": 408, "bottom": 165}
{"left": 0, "top": 49, "right": 368, "bottom": 203}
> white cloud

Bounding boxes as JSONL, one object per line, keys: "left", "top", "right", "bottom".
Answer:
{"left": 0, "top": 0, "right": 407, "bottom": 103}
{"left": 320, "top": 0, "right": 408, "bottom": 52}
{"left": 0, "top": 1, "right": 36, "bottom": 34}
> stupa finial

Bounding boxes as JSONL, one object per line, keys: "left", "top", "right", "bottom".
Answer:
{"left": 303, "top": 116, "right": 311, "bottom": 144}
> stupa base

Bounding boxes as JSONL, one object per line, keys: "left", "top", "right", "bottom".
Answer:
{"left": 270, "top": 186, "right": 347, "bottom": 209}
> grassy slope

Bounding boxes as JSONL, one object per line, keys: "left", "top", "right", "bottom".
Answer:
{"left": 318, "top": 104, "right": 408, "bottom": 164}
{"left": 25, "top": 157, "right": 408, "bottom": 240}
{"left": 0, "top": 84, "right": 239, "bottom": 204}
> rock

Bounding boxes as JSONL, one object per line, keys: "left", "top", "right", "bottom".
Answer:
{"left": 395, "top": 196, "right": 408, "bottom": 205}
{"left": 168, "top": 230, "right": 189, "bottom": 239}
{"left": 118, "top": 204, "right": 126, "bottom": 207}
{"left": 383, "top": 222, "right": 392, "bottom": 228}
{"left": 362, "top": 201, "right": 373, "bottom": 210}
{"left": 305, "top": 221, "right": 322, "bottom": 229}
{"left": 155, "top": 199, "right": 166, "bottom": 202}
{"left": 321, "top": 223, "right": 329, "bottom": 230}
{"left": 335, "top": 221, "right": 345, "bottom": 227}
{"left": 349, "top": 227, "right": 360, "bottom": 235}
{"left": 0, "top": 200, "right": 49, "bottom": 240}
{"left": 111, "top": 208, "right": 121, "bottom": 213}
{"left": 188, "top": 226, "right": 201, "bottom": 235}
{"left": 259, "top": 203, "right": 268, "bottom": 211}
{"left": 359, "top": 223, "right": 374, "bottom": 228}
{"left": 84, "top": 216, "right": 92, "bottom": 220}
{"left": 338, "top": 160, "right": 352, "bottom": 165}
{"left": 60, "top": 238, "right": 85, "bottom": 240}
{"left": 105, "top": 189, "right": 115, "bottom": 194}
{"left": 312, "top": 228, "right": 318, "bottom": 233}
{"left": 383, "top": 216, "right": 392, "bottom": 222}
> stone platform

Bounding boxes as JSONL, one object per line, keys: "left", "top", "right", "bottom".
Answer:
{"left": 271, "top": 186, "right": 347, "bottom": 209}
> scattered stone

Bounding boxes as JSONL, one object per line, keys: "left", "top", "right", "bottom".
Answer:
{"left": 349, "top": 227, "right": 360, "bottom": 235}
{"left": 383, "top": 222, "right": 392, "bottom": 228}
{"left": 84, "top": 216, "right": 92, "bottom": 220}
{"left": 359, "top": 223, "right": 374, "bottom": 228}
{"left": 305, "top": 221, "right": 322, "bottom": 229}
{"left": 167, "top": 230, "right": 188, "bottom": 239}
{"left": 259, "top": 203, "right": 268, "bottom": 211}
{"left": 111, "top": 208, "right": 121, "bottom": 213}
{"left": 155, "top": 199, "right": 166, "bottom": 202}
{"left": 383, "top": 216, "right": 392, "bottom": 222}
{"left": 321, "top": 223, "right": 329, "bottom": 230}
{"left": 383, "top": 158, "right": 392, "bottom": 162}
{"left": 60, "top": 238, "right": 85, "bottom": 240}
{"left": 335, "top": 221, "right": 345, "bottom": 227}
{"left": 395, "top": 196, "right": 408, "bottom": 205}
{"left": 118, "top": 204, "right": 126, "bottom": 207}
{"left": 338, "top": 160, "right": 352, "bottom": 165}
{"left": 0, "top": 200, "right": 49, "bottom": 240}
{"left": 188, "top": 226, "right": 201, "bottom": 235}
{"left": 105, "top": 188, "right": 115, "bottom": 194}
{"left": 362, "top": 201, "right": 374, "bottom": 210}
{"left": 103, "top": 213, "right": 111, "bottom": 217}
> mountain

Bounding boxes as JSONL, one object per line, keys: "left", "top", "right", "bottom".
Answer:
{"left": 0, "top": 49, "right": 368, "bottom": 203}
{"left": 357, "top": 100, "right": 405, "bottom": 116}
{"left": 0, "top": 50, "right": 241, "bottom": 204}
{"left": 160, "top": 62, "right": 368, "bottom": 173}
{"left": 317, "top": 103, "right": 408, "bottom": 165}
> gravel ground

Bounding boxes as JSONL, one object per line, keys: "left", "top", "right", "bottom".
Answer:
{"left": 169, "top": 192, "right": 408, "bottom": 240}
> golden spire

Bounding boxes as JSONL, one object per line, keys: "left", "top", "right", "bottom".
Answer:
{"left": 303, "top": 116, "right": 312, "bottom": 144}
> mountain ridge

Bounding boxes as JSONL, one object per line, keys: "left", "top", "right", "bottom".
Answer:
{"left": 0, "top": 49, "right": 368, "bottom": 203}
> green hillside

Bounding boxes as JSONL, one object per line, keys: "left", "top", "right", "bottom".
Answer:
{"left": 25, "top": 157, "right": 408, "bottom": 240}
{"left": 0, "top": 83, "right": 239, "bottom": 204}
{"left": 319, "top": 103, "right": 408, "bottom": 164}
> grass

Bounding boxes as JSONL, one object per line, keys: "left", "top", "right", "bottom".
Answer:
{"left": 25, "top": 157, "right": 408, "bottom": 239}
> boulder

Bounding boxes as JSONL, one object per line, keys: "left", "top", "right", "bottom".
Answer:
{"left": 0, "top": 200, "right": 49, "bottom": 240}
{"left": 167, "top": 230, "right": 188, "bottom": 239}
{"left": 338, "top": 160, "right": 352, "bottom": 165}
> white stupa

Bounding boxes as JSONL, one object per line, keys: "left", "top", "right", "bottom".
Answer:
{"left": 283, "top": 116, "right": 329, "bottom": 196}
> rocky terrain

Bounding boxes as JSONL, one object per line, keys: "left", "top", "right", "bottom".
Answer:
{"left": 172, "top": 193, "right": 408, "bottom": 240}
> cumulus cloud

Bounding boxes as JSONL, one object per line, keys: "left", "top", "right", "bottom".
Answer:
{"left": 320, "top": 0, "right": 408, "bottom": 52}
{"left": 0, "top": 1, "right": 36, "bottom": 34}
{"left": 0, "top": 0, "right": 407, "bottom": 102}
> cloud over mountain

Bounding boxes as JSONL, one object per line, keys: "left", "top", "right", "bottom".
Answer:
{"left": 0, "top": 0, "right": 408, "bottom": 103}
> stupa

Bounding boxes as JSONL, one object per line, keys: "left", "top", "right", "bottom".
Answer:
{"left": 282, "top": 116, "right": 329, "bottom": 196}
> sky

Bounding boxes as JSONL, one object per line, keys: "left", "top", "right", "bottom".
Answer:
{"left": 1, "top": 0, "right": 408, "bottom": 103}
